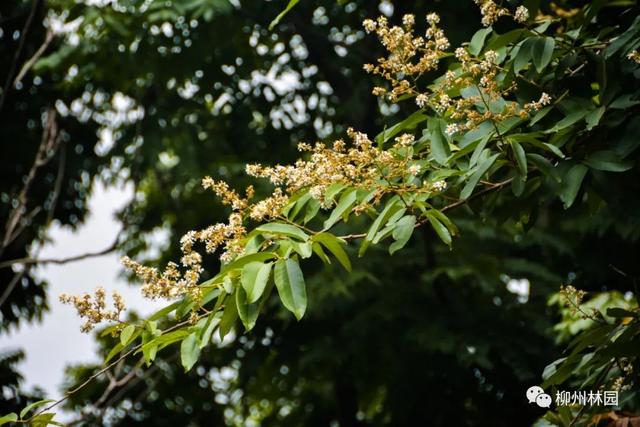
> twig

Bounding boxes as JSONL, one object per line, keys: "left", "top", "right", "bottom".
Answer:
{"left": 25, "top": 311, "right": 211, "bottom": 423}
{"left": 1, "top": 108, "right": 60, "bottom": 258}
{"left": 0, "top": 235, "right": 121, "bottom": 270}
{"left": 0, "top": 0, "right": 42, "bottom": 113}
{"left": 567, "top": 360, "right": 616, "bottom": 427}
{"left": 0, "top": 268, "right": 29, "bottom": 307}
{"left": 339, "top": 177, "right": 513, "bottom": 241}
{"left": 12, "top": 29, "right": 55, "bottom": 88}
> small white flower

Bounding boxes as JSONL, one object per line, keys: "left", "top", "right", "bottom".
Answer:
{"left": 445, "top": 123, "right": 459, "bottom": 136}
{"left": 514, "top": 6, "right": 529, "bottom": 23}
{"left": 402, "top": 14, "right": 415, "bottom": 27}
{"left": 430, "top": 180, "right": 447, "bottom": 191}
{"left": 539, "top": 92, "right": 552, "bottom": 106}
{"left": 363, "top": 19, "right": 377, "bottom": 33}
{"left": 409, "top": 164, "right": 421, "bottom": 176}
{"left": 455, "top": 47, "right": 468, "bottom": 61}
{"left": 395, "top": 133, "right": 415, "bottom": 147}
{"left": 484, "top": 50, "right": 498, "bottom": 64}
{"left": 415, "top": 93, "right": 429, "bottom": 108}
{"left": 426, "top": 13, "right": 440, "bottom": 25}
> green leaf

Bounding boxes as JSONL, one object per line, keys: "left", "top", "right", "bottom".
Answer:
{"left": 426, "top": 211, "right": 452, "bottom": 247}
{"left": 527, "top": 153, "right": 560, "bottom": 182}
{"left": 375, "top": 110, "right": 427, "bottom": 144}
{"left": 104, "top": 342, "right": 124, "bottom": 365}
{"left": 268, "top": 0, "right": 300, "bottom": 30}
{"left": 529, "top": 105, "right": 552, "bottom": 126}
{"left": 469, "top": 27, "right": 492, "bottom": 56}
{"left": 31, "top": 412, "right": 62, "bottom": 427}
{"left": 546, "top": 110, "right": 587, "bottom": 133}
{"left": 324, "top": 188, "right": 357, "bottom": 229}
{"left": 241, "top": 262, "right": 272, "bottom": 304}
{"left": 511, "top": 141, "right": 527, "bottom": 176}
{"left": 359, "top": 198, "right": 402, "bottom": 256}
{"left": 138, "top": 329, "right": 190, "bottom": 355}
{"left": 255, "top": 222, "right": 309, "bottom": 241}
{"left": 19, "top": 400, "right": 55, "bottom": 419}
{"left": 585, "top": 106, "right": 605, "bottom": 131}
{"left": 532, "top": 37, "right": 555, "bottom": 72}
{"left": 311, "top": 242, "right": 332, "bottom": 265}
{"left": 542, "top": 143, "right": 565, "bottom": 159}
{"left": 212, "top": 252, "right": 277, "bottom": 283}
{"left": 426, "top": 209, "right": 458, "bottom": 236}
{"left": 292, "top": 240, "right": 313, "bottom": 259}
{"left": 314, "top": 232, "right": 351, "bottom": 272}
{"left": 606, "top": 307, "right": 636, "bottom": 318}
{"left": 460, "top": 153, "right": 500, "bottom": 199}
{"left": 514, "top": 37, "right": 535, "bottom": 73}
{"left": 180, "top": 333, "right": 200, "bottom": 372}
{"left": 197, "top": 313, "right": 220, "bottom": 350}
{"left": 274, "top": 258, "right": 307, "bottom": 320}
{"left": 584, "top": 151, "right": 634, "bottom": 172}
{"left": 142, "top": 332, "right": 158, "bottom": 366}
{"left": 324, "top": 183, "right": 346, "bottom": 205}
{"left": 559, "top": 164, "right": 588, "bottom": 208}
{"left": 486, "top": 28, "right": 527, "bottom": 51}
{"left": 236, "top": 286, "right": 260, "bottom": 331}
{"left": 283, "top": 191, "right": 311, "bottom": 220}
{"left": 605, "top": 15, "right": 640, "bottom": 58}
{"left": 389, "top": 215, "right": 416, "bottom": 255}
{"left": 427, "top": 118, "right": 450, "bottom": 165}
{"left": 219, "top": 294, "right": 238, "bottom": 340}
{"left": 303, "top": 198, "right": 321, "bottom": 224}
{"left": 511, "top": 172, "right": 525, "bottom": 197}
{"left": 0, "top": 413, "right": 17, "bottom": 425}
{"left": 120, "top": 324, "right": 136, "bottom": 346}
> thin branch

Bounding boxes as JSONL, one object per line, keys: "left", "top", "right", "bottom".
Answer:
{"left": 1, "top": 108, "right": 60, "bottom": 258}
{"left": 339, "top": 177, "right": 513, "bottom": 241}
{"left": 25, "top": 311, "right": 211, "bottom": 423}
{"left": 12, "top": 29, "right": 55, "bottom": 88}
{"left": 0, "top": 235, "right": 121, "bottom": 270}
{"left": 0, "top": 0, "right": 42, "bottom": 113}
{"left": 0, "top": 268, "right": 29, "bottom": 307}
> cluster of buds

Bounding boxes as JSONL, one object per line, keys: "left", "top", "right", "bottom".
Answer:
{"left": 524, "top": 92, "right": 552, "bottom": 113}
{"left": 246, "top": 129, "right": 435, "bottom": 209}
{"left": 60, "top": 287, "right": 125, "bottom": 332}
{"left": 363, "top": 13, "right": 449, "bottom": 103}
{"left": 118, "top": 127, "right": 442, "bottom": 303}
{"left": 559, "top": 285, "right": 588, "bottom": 318}
{"left": 441, "top": 48, "right": 526, "bottom": 134}
{"left": 474, "top": 1, "right": 529, "bottom": 26}
{"left": 363, "top": 10, "right": 547, "bottom": 137}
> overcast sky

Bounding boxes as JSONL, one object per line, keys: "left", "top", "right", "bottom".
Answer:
{"left": 0, "top": 181, "right": 163, "bottom": 399}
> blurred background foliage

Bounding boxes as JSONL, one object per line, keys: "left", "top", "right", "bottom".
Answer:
{"left": 0, "top": 0, "right": 639, "bottom": 426}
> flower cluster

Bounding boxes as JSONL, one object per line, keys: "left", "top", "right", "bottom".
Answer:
{"left": 442, "top": 47, "right": 545, "bottom": 134}
{"left": 60, "top": 287, "right": 125, "bottom": 332}
{"left": 121, "top": 192, "right": 248, "bottom": 300}
{"left": 363, "top": 12, "right": 549, "bottom": 136}
{"left": 524, "top": 92, "right": 552, "bottom": 112}
{"left": 363, "top": 13, "right": 449, "bottom": 102}
{"left": 246, "top": 129, "right": 435, "bottom": 209}
{"left": 559, "top": 285, "right": 589, "bottom": 318}
{"left": 118, "top": 127, "right": 445, "bottom": 302}
{"left": 474, "top": 1, "right": 529, "bottom": 26}
{"left": 628, "top": 50, "right": 640, "bottom": 64}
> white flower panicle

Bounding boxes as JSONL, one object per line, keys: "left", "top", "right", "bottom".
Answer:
{"left": 60, "top": 287, "right": 125, "bottom": 332}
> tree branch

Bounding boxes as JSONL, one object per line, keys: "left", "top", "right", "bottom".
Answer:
{"left": 339, "top": 177, "right": 514, "bottom": 241}
{"left": 0, "top": 235, "right": 121, "bottom": 270}
{"left": 0, "top": 0, "right": 43, "bottom": 113}
{"left": 12, "top": 29, "right": 55, "bottom": 88}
